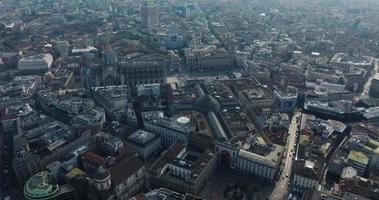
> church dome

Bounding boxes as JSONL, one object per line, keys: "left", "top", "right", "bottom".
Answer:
{"left": 93, "top": 166, "right": 111, "bottom": 191}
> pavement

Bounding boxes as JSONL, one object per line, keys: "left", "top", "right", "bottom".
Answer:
{"left": 269, "top": 112, "right": 300, "bottom": 200}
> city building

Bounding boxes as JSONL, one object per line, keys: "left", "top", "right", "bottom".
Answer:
{"left": 93, "top": 166, "right": 112, "bottom": 191}
{"left": 165, "top": 24, "right": 185, "bottom": 50}
{"left": 294, "top": 114, "right": 346, "bottom": 193}
{"left": 292, "top": 160, "right": 320, "bottom": 192}
{"left": 120, "top": 60, "right": 166, "bottom": 87}
{"left": 91, "top": 85, "right": 129, "bottom": 120}
{"left": 369, "top": 73, "right": 379, "bottom": 98}
{"left": 184, "top": 46, "right": 234, "bottom": 72}
{"left": 144, "top": 115, "right": 194, "bottom": 147}
{"left": 149, "top": 141, "right": 216, "bottom": 195}
{"left": 54, "top": 40, "right": 70, "bottom": 57}
{"left": 125, "top": 129, "right": 161, "bottom": 160}
{"left": 221, "top": 78, "right": 273, "bottom": 115}
{"left": 23, "top": 171, "right": 78, "bottom": 200}
{"left": 90, "top": 154, "right": 146, "bottom": 200}
{"left": 12, "top": 152, "right": 44, "bottom": 185}
{"left": 130, "top": 188, "right": 204, "bottom": 200}
{"left": 305, "top": 90, "right": 353, "bottom": 103}
{"left": 362, "top": 106, "right": 379, "bottom": 122}
{"left": 17, "top": 54, "right": 53, "bottom": 75}
{"left": 304, "top": 101, "right": 361, "bottom": 122}
{"left": 96, "top": 132, "right": 124, "bottom": 155}
{"left": 44, "top": 67, "right": 74, "bottom": 90}
{"left": 273, "top": 89, "right": 298, "bottom": 112}
{"left": 0, "top": 75, "right": 41, "bottom": 97}
{"left": 330, "top": 53, "right": 374, "bottom": 72}
{"left": 37, "top": 89, "right": 106, "bottom": 130}
{"left": 13, "top": 126, "right": 92, "bottom": 184}
{"left": 345, "top": 68, "right": 366, "bottom": 92}
{"left": 235, "top": 143, "right": 283, "bottom": 181}
{"left": 141, "top": 0, "right": 159, "bottom": 28}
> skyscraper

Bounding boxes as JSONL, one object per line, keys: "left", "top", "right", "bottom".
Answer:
{"left": 141, "top": 0, "right": 159, "bottom": 28}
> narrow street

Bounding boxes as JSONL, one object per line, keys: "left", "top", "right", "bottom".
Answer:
{"left": 269, "top": 112, "right": 300, "bottom": 200}
{"left": 360, "top": 59, "right": 379, "bottom": 97}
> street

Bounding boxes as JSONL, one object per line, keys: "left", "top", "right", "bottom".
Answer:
{"left": 269, "top": 112, "right": 300, "bottom": 200}
{"left": 360, "top": 59, "right": 379, "bottom": 97}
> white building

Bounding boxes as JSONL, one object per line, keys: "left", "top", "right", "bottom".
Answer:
{"left": 215, "top": 141, "right": 283, "bottom": 182}
{"left": 17, "top": 54, "right": 53, "bottom": 75}
{"left": 144, "top": 116, "right": 193, "bottom": 147}
{"left": 273, "top": 90, "right": 297, "bottom": 112}
{"left": 236, "top": 145, "right": 283, "bottom": 181}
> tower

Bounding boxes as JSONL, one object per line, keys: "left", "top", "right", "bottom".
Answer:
{"left": 141, "top": 0, "right": 159, "bottom": 28}
{"left": 93, "top": 166, "right": 111, "bottom": 191}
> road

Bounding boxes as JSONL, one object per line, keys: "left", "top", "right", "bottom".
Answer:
{"left": 360, "top": 59, "right": 379, "bottom": 97}
{"left": 269, "top": 112, "right": 300, "bottom": 200}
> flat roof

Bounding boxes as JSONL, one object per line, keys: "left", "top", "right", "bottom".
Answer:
{"left": 24, "top": 171, "right": 59, "bottom": 199}
{"left": 238, "top": 143, "right": 283, "bottom": 167}
{"left": 348, "top": 150, "right": 369, "bottom": 165}
{"left": 128, "top": 129, "right": 157, "bottom": 145}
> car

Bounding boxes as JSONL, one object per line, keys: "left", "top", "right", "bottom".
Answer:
{"left": 286, "top": 174, "right": 289, "bottom": 178}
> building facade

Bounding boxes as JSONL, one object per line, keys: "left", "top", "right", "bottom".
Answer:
{"left": 125, "top": 129, "right": 161, "bottom": 160}
{"left": 17, "top": 54, "right": 53, "bottom": 75}
{"left": 141, "top": 0, "right": 159, "bottom": 28}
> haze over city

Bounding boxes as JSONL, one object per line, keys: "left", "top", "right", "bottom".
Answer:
{"left": 0, "top": 0, "right": 379, "bottom": 200}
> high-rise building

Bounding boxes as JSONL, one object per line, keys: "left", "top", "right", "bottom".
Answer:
{"left": 12, "top": 152, "right": 43, "bottom": 184}
{"left": 54, "top": 41, "right": 70, "bottom": 57}
{"left": 141, "top": 0, "right": 159, "bottom": 28}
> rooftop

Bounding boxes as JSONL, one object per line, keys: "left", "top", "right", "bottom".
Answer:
{"left": 92, "top": 85, "right": 129, "bottom": 101}
{"left": 347, "top": 150, "right": 369, "bottom": 165}
{"left": 22, "top": 121, "right": 75, "bottom": 154}
{"left": 220, "top": 78, "right": 272, "bottom": 102}
{"left": 109, "top": 154, "right": 144, "bottom": 185}
{"left": 220, "top": 107, "right": 254, "bottom": 138}
{"left": 19, "top": 54, "right": 53, "bottom": 63}
{"left": 128, "top": 129, "right": 158, "bottom": 146}
{"left": 145, "top": 114, "right": 195, "bottom": 135}
{"left": 150, "top": 141, "right": 215, "bottom": 183}
{"left": 24, "top": 171, "right": 59, "bottom": 200}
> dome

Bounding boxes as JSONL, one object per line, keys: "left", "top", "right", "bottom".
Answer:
{"left": 177, "top": 116, "right": 190, "bottom": 124}
{"left": 93, "top": 166, "right": 112, "bottom": 191}
{"left": 24, "top": 171, "right": 59, "bottom": 200}
{"left": 93, "top": 166, "right": 110, "bottom": 182}
{"left": 194, "top": 94, "right": 221, "bottom": 113}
